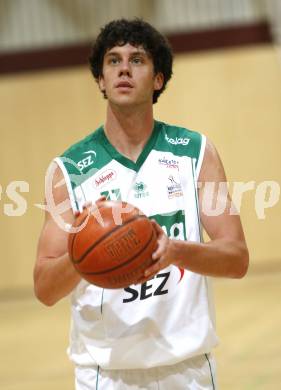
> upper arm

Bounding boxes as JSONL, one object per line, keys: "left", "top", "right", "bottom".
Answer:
{"left": 198, "top": 137, "right": 246, "bottom": 243}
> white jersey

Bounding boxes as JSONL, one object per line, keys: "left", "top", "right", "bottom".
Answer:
{"left": 55, "top": 120, "right": 218, "bottom": 370}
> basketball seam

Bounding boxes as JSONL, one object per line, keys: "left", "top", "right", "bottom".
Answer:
{"left": 69, "top": 211, "right": 89, "bottom": 263}
{"left": 70, "top": 203, "right": 112, "bottom": 261}
{"left": 72, "top": 214, "right": 147, "bottom": 264}
{"left": 80, "top": 227, "right": 156, "bottom": 275}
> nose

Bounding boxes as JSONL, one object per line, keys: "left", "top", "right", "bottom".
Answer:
{"left": 118, "top": 59, "right": 132, "bottom": 77}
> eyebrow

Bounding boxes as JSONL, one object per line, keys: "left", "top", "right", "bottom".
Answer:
{"left": 105, "top": 50, "right": 148, "bottom": 58}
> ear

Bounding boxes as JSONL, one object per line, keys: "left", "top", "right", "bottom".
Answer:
{"left": 154, "top": 72, "right": 164, "bottom": 91}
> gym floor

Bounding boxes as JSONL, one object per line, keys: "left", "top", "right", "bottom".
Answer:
{"left": 1, "top": 264, "right": 280, "bottom": 390}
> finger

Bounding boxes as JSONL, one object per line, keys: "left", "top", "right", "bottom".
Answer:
{"left": 81, "top": 202, "right": 93, "bottom": 216}
{"left": 144, "top": 261, "right": 162, "bottom": 278}
{"left": 96, "top": 196, "right": 106, "bottom": 203}
{"left": 151, "top": 219, "right": 163, "bottom": 234}
{"left": 144, "top": 268, "right": 157, "bottom": 278}
{"left": 152, "top": 243, "right": 166, "bottom": 259}
{"left": 135, "top": 272, "right": 156, "bottom": 285}
{"left": 152, "top": 237, "right": 168, "bottom": 260}
{"left": 74, "top": 203, "right": 91, "bottom": 217}
{"left": 91, "top": 196, "right": 106, "bottom": 211}
{"left": 75, "top": 197, "right": 106, "bottom": 217}
{"left": 136, "top": 277, "right": 150, "bottom": 285}
{"left": 152, "top": 246, "right": 162, "bottom": 261}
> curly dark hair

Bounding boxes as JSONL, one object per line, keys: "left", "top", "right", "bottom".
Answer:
{"left": 89, "top": 18, "right": 173, "bottom": 104}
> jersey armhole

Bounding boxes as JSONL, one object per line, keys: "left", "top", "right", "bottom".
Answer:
{"left": 53, "top": 157, "right": 79, "bottom": 213}
{"left": 195, "top": 134, "right": 206, "bottom": 180}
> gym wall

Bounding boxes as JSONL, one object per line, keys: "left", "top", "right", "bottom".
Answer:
{"left": 0, "top": 43, "right": 280, "bottom": 291}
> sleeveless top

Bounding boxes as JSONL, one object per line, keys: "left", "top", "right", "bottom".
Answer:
{"left": 54, "top": 120, "right": 218, "bottom": 369}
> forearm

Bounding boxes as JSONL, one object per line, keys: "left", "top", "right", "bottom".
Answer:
{"left": 34, "top": 253, "right": 81, "bottom": 306}
{"left": 170, "top": 238, "right": 249, "bottom": 278}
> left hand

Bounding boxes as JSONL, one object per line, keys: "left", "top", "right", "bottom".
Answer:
{"left": 136, "top": 220, "right": 172, "bottom": 284}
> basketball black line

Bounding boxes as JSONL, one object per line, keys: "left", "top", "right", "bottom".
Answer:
{"left": 81, "top": 227, "right": 156, "bottom": 275}
{"left": 70, "top": 202, "right": 135, "bottom": 262}
{"left": 72, "top": 213, "right": 148, "bottom": 264}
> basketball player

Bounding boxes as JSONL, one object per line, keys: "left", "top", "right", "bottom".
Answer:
{"left": 34, "top": 19, "right": 249, "bottom": 389}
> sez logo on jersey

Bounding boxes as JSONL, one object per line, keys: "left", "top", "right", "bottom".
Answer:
{"left": 77, "top": 150, "right": 96, "bottom": 171}
{"left": 122, "top": 267, "right": 185, "bottom": 303}
{"left": 165, "top": 133, "right": 190, "bottom": 146}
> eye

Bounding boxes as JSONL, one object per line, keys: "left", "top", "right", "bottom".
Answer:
{"left": 108, "top": 57, "right": 119, "bottom": 65}
{"left": 131, "top": 57, "right": 143, "bottom": 64}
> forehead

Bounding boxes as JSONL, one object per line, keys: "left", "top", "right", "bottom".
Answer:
{"left": 105, "top": 43, "right": 148, "bottom": 56}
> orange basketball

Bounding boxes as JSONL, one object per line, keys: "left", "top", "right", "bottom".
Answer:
{"left": 68, "top": 200, "right": 157, "bottom": 289}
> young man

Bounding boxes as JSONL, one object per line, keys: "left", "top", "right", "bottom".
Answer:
{"left": 34, "top": 19, "right": 249, "bottom": 389}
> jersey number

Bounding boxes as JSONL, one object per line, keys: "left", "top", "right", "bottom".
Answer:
{"left": 100, "top": 188, "right": 121, "bottom": 200}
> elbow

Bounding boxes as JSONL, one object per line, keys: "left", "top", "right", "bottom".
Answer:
{"left": 33, "top": 266, "right": 58, "bottom": 307}
{"left": 235, "top": 245, "right": 249, "bottom": 279}
{"left": 34, "top": 285, "right": 57, "bottom": 307}
{"left": 33, "top": 272, "right": 58, "bottom": 307}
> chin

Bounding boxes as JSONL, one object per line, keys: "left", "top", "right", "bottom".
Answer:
{"left": 110, "top": 96, "right": 139, "bottom": 107}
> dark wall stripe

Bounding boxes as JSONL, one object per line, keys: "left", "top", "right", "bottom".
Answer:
{"left": 0, "top": 43, "right": 90, "bottom": 74}
{"left": 0, "top": 22, "right": 272, "bottom": 75}
{"left": 168, "top": 21, "right": 272, "bottom": 53}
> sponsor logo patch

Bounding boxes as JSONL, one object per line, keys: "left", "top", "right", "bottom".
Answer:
{"left": 94, "top": 169, "right": 116, "bottom": 188}
{"left": 165, "top": 133, "right": 190, "bottom": 146}
{"left": 77, "top": 150, "right": 96, "bottom": 172}
{"left": 167, "top": 175, "right": 183, "bottom": 199}
{"left": 133, "top": 181, "right": 149, "bottom": 199}
{"left": 158, "top": 156, "right": 179, "bottom": 169}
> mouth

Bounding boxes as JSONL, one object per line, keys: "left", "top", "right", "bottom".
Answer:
{"left": 115, "top": 81, "right": 133, "bottom": 89}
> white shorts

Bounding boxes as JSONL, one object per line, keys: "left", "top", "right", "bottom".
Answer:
{"left": 75, "top": 354, "right": 217, "bottom": 390}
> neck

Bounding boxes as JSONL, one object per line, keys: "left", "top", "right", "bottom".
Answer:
{"left": 104, "top": 103, "right": 155, "bottom": 162}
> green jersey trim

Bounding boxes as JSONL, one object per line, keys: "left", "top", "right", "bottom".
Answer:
{"left": 57, "top": 121, "right": 205, "bottom": 197}
{"left": 191, "top": 158, "right": 203, "bottom": 243}
{"left": 54, "top": 156, "right": 79, "bottom": 212}
{"left": 99, "top": 120, "right": 161, "bottom": 172}
{"left": 196, "top": 134, "right": 206, "bottom": 179}
{"left": 60, "top": 127, "right": 114, "bottom": 176}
